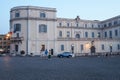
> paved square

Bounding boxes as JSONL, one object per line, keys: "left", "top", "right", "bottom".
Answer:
{"left": 0, "top": 56, "right": 120, "bottom": 80}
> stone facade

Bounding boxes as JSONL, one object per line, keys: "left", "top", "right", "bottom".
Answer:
{"left": 10, "top": 6, "right": 120, "bottom": 56}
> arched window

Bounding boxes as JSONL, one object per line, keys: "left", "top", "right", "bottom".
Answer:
{"left": 40, "top": 12, "right": 46, "bottom": 18}
{"left": 76, "top": 34, "right": 80, "bottom": 39}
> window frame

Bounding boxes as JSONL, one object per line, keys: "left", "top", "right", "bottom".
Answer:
{"left": 101, "top": 44, "right": 104, "bottom": 50}
{"left": 92, "top": 32, "right": 94, "bottom": 38}
{"left": 85, "top": 32, "right": 88, "bottom": 38}
{"left": 75, "top": 34, "right": 80, "bottom": 39}
{"left": 115, "top": 29, "right": 118, "bottom": 36}
{"left": 80, "top": 44, "right": 84, "bottom": 51}
{"left": 15, "top": 12, "right": 20, "bottom": 18}
{"left": 67, "top": 31, "right": 70, "bottom": 38}
{"left": 61, "top": 45, "right": 64, "bottom": 51}
{"left": 40, "top": 12, "right": 46, "bottom": 18}
{"left": 59, "top": 31, "right": 62, "bottom": 37}
{"left": 14, "top": 24, "right": 21, "bottom": 32}
{"left": 39, "top": 24, "right": 47, "bottom": 33}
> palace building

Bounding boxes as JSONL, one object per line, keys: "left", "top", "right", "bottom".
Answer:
{"left": 10, "top": 6, "right": 120, "bottom": 56}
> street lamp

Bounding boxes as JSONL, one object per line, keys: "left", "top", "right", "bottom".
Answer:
{"left": 85, "top": 43, "right": 90, "bottom": 49}
{"left": 5, "top": 32, "right": 12, "bottom": 53}
{"left": 85, "top": 42, "right": 91, "bottom": 55}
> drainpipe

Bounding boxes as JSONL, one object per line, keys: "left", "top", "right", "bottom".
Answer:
{"left": 26, "top": 6, "right": 29, "bottom": 55}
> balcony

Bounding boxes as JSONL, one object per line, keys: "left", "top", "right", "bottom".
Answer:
{"left": 57, "top": 37, "right": 120, "bottom": 41}
{"left": 10, "top": 37, "right": 24, "bottom": 43}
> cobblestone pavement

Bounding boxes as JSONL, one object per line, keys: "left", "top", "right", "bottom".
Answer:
{"left": 0, "top": 56, "right": 120, "bottom": 80}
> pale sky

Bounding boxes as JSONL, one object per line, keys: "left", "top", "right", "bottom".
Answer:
{"left": 0, "top": 0, "right": 120, "bottom": 34}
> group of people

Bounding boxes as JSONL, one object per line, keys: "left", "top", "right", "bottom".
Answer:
{"left": 41, "top": 49, "right": 51, "bottom": 59}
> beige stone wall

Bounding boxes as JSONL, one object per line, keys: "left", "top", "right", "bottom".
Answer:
{"left": 10, "top": 6, "right": 120, "bottom": 55}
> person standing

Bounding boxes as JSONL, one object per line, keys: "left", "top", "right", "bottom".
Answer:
{"left": 48, "top": 50, "right": 51, "bottom": 59}
{"left": 45, "top": 49, "right": 48, "bottom": 56}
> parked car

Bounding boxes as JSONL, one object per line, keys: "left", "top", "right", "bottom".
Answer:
{"left": 57, "top": 52, "right": 74, "bottom": 58}
{"left": 0, "top": 49, "right": 4, "bottom": 53}
{"left": 0, "top": 49, "right": 6, "bottom": 56}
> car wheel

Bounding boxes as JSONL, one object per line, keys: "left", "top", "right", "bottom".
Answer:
{"left": 68, "top": 55, "right": 72, "bottom": 58}
{"left": 58, "top": 56, "right": 62, "bottom": 58}
{"left": 60, "top": 56, "right": 63, "bottom": 58}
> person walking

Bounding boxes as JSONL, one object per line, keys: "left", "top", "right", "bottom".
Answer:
{"left": 45, "top": 49, "right": 48, "bottom": 57}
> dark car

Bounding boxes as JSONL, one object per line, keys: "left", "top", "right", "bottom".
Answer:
{"left": 57, "top": 52, "right": 74, "bottom": 58}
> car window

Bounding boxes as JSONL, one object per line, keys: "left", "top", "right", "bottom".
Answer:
{"left": 64, "top": 52, "right": 70, "bottom": 54}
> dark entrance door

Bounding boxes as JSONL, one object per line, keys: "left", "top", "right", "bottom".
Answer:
{"left": 51, "top": 49, "right": 54, "bottom": 55}
{"left": 90, "top": 46, "right": 96, "bottom": 55}
{"left": 41, "top": 45, "right": 45, "bottom": 51}
{"left": 15, "top": 45, "right": 18, "bottom": 52}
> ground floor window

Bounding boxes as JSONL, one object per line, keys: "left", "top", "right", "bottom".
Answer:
{"left": 15, "top": 45, "right": 18, "bottom": 52}
{"left": 101, "top": 44, "right": 104, "bottom": 50}
{"left": 118, "top": 44, "right": 120, "bottom": 50}
{"left": 61, "top": 45, "right": 64, "bottom": 51}
{"left": 80, "top": 44, "right": 83, "bottom": 51}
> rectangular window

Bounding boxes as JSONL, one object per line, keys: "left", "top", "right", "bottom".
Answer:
{"left": 114, "top": 21, "right": 118, "bottom": 25}
{"left": 104, "top": 24, "right": 107, "bottom": 27}
{"left": 98, "top": 25, "right": 100, "bottom": 28}
{"left": 39, "top": 25, "right": 47, "bottom": 33}
{"left": 85, "top": 24, "right": 87, "bottom": 28}
{"left": 15, "top": 12, "right": 20, "bottom": 17}
{"left": 59, "top": 23, "right": 62, "bottom": 26}
{"left": 67, "top": 23, "right": 69, "bottom": 27}
{"left": 59, "top": 31, "right": 62, "bottom": 37}
{"left": 15, "top": 45, "right": 18, "bottom": 52}
{"left": 16, "top": 33, "right": 19, "bottom": 37}
{"left": 115, "top": 29, "right": 118, "bottom": 36}
{"left": 101, "top": 44, "right": 104, "bottom": 50}
{"left": 97, "top": 32, "right": 101, "bottom": 38}
{"left": 108, "top": 22, "right": 112, "bottom": 27}
{"left": 85, "top": 32, "right": 88, "bottom": 38}
{"left": 80, "top": 44, "right": 84, "bottom": 51}
{"left": 76, "top": 23, "right": 79, "bottom": 27}
{"left": 104, "top": 32, "right": 107, "bottom": 38}
{"left": 14, "top": 24, "right": 21, "bottom": 33}
{"left": 61, "top": 45, "right": 64, "bottom": 51}
{"left": 118, "top": 44, "right": 120, "bottom": 50}
{"left": 109, "top": 31, "right": 112, "bottom": 38}
{"left": 67, "top": 31, "right": 70, "bottom": 38}
{"left": 40, "top": 12, "right": 46, "bottom": 18}
{"left": 92, "top": 24, "right": 94, "bottom": 28}
{"left": 92, "top": 32, "right": 94, "bottom": 38}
